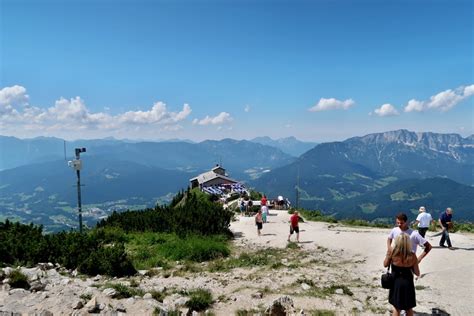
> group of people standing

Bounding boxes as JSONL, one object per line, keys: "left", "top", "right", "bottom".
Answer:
{"left": 254, "top": 195, "right": 300, "bottom": 240}
{"left": 384, "top": 207, "right": 454, "bottom": 316}
{"left": 251, "top": 197, "right": 456, "bottom": 315}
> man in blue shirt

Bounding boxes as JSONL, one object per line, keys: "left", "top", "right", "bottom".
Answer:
{"left": 438, "top": 207, "right": 453, "bottom": 249}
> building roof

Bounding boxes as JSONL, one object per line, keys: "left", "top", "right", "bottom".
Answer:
{"left": 190, "top": 170, "right": 238, "bottom": 185}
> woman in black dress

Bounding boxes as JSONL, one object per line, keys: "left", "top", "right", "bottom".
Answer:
{"left": 384, "top": 234, "right": 420, "bottom": 316}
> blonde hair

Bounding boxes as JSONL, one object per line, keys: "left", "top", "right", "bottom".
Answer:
{"left": 392, "top": 234, "right": 413, "bottom": 263}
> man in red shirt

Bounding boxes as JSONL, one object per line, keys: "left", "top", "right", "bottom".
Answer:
{"left": 261, "top": 195, "right": 267, "bottom": 207}
{"left": 288, "top": 211, "right": 300, "bottom": 242}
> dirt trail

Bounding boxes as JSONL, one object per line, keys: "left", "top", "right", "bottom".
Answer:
{"left": 230, "top": 210, "right": 474, "bottom": 315}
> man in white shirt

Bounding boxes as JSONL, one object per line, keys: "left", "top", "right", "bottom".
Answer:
{"left": 387, "top": 213, "right": 432, "bottom": 263}
{"left": 414, "top": 206, "right": 434, "bottom": 238}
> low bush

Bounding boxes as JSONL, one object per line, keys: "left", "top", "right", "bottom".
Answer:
{"left": 185, "top": 288, "right": 213, "bottom": 311}
{"left": 7, "top": 270, "right": 29, "bottom": 289}
{"left": 452, "top": 222, "right": 474, "bottom": 233}
{"left": 78, "top": 243, "right": 136, "bottom": 277}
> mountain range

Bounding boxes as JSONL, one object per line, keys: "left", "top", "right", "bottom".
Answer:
{"left": 253, "top": 129, "right": 473, "bottom": 221}
{"left": 250, "top": 136, "right": 318, "bottom": 156}
{"left": 1, "top": 130, "right": 473, "bottom": 230}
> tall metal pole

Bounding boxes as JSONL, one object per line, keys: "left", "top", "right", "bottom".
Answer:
{"left": 296, "top": 163, "right": 300, "bottom": 209}
{"left": 70, "top": 147, "right": 86, "bottom": 233}
{"left": 76, "top": 168, "right": 83, "bottom": 233}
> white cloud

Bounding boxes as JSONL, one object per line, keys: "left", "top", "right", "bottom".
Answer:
{"left": 0, "top": 85, "right": 29, "bottom": 115}
{"left": 308, "top": 98, "right": 355, "bottom": 112}
{"left": 193, "top": 112, "right": 233, "bottom": 125}
{"left": 373, "top": 103, "right": 399, "bottom": 117}
{"left": 404, "top": 84, "right": 474, "bottom": 112}
{"left": 117, "top": 102, "right": 191, "bottom": 125}
{"left": 244, "top": 105, "right": 250, "bottom": 112}
{"left": 0, "top": 85, "right": 192, "bottom": 135}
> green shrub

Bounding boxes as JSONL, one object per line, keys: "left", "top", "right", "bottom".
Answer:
{"left": 185, "top": 288, "right": 213, "bottom": 311}
{"left": 78, "top": 243, "right": 136, "bottom": 277}
{"left": 452, "top": 222, "right": 474, "bottom": 233}
{"left": 98, "top": 191, "right": 234, "bottom": 236}
{"left": 7, "top": 270, "right": 29, "bottom": 289}
{"left": 80, "top": 293, "right": 92, "bottom": 301}
{"left": 103, "top": 283, "right": 144, "bottom": 299}
{"left": 1, "top": 190, "right": 233, "bottom": 277}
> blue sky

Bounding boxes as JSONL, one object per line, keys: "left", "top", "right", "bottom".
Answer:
{"left": 1, "top": 0, "right": 472, "bottom": 142}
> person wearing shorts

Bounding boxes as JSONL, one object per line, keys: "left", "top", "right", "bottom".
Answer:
{"left": 288, "top": 211, "right": 300, "bottom": 242}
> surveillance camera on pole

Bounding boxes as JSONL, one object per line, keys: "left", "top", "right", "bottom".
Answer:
{"left": 68, "top": 147, "right": 86, "bottom": 233}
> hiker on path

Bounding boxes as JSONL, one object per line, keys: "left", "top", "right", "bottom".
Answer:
{"left": 247, "top": 199, "right": 253, "bottom": 216}
{"left": 261, "top": 204, "right": 268, "bottom": 223}
{"left": 414, "top": 206, "right": 434, "bottom": 238}
{"left": 387, "top": 213, "right": 432, "bottom": 263}
{"left": 255, "top": 209, "right": 263, "bottom": 236}
{"left": 261, "top": 194, "right": 269, "bottom": 222}
{"left": 439, "top": 208, "right": 454, "bottom": 249}
{"left": 384, "top": 234, "right": 420, "bottom": 316}
{"left": 239, "top": 198, "right": 245, "bottom": 215}
{"left": 288, "top": 211, "right": 300, "bottom": 242}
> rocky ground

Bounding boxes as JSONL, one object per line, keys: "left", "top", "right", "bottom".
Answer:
{"left": 1, "top": 210, "right": 472, "bottom": 315}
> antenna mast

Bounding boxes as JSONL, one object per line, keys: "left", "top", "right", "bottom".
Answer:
{"left": 296, "top": 163, "right": 300, "bottom": 209}
{"left": 68, "top": 147, "right": 86, "bottom": 233}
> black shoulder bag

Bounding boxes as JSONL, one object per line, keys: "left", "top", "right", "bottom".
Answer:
{"left": 381, "top": 265, "right": 394, "bottom": 289}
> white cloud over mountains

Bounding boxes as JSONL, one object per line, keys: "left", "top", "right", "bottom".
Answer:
{"left": 404, "top": 84, "right": 474, "bottom": 112}
{"left": 0, "top": 85, "right": 192, "bottom": 134}
{"left": 373, "top": 103, "right": 399, "bottom": 117}
{"left": 0, "top": 85, "right": 29, "bottom": 115}
{"left": 308, "top": 98, "right": 355, "bottom": 112}
{"left": 192, "top": 112, "right": 233, "bottom": 126}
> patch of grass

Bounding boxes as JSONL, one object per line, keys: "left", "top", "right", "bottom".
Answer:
{"left": 235, "top": 308, "right": 265, "bottom": 316}
{"left": 103, "top": 283, "right": 144, "bottom": 299}
{"left": 309, "top": 310, "right": 336, "bottom": 316}
{"left": 7, "top": 270, "right": 29, "bottom": 289}
{"left": 159, "top": 234, "right": 230, "bottom": 262}
{"left": 304, "top": 284, "right": 353, "bottom": 298}
{"left": 291, "top": 209, "right": 337, "bottom": 223}
{"left": 415, "top": 285, "right": 427, "bottom": 290}
{"left": 129, "top": 278, "right": 140, "bottom": 287}
{"left": 185, "top": 288, "right": 213, "bottom": 311}
{"left": 80, "top": 293, "right": 92, "bottom": 301}
{"left": 154, "top": 308, "right": 181, "bottom": 316}
{"left": 150, "top": 289, "right": 167, "bottom": 302}
{"left": 295, "top": 277, "right": 316, "bottom": 287}
{"left": 286, "top": 242, "right": 300, "bottom": 249}
{"left": 340, "top": 219, "right": 391, "bottom": 228}
{"left": 127, "top": 232, "right": 230, "bottom": 269}
{"left": 208, "top": 248, "right": 287, "bottom": 272}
